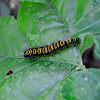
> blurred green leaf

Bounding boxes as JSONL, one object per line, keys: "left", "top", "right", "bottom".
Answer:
{"left": 62, "top": 68, "right": 100, "bottom": 100}
{"left": 18, "top": 0, "right": 48, "bottom": 4}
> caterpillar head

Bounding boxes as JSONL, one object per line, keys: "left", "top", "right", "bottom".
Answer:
{"left": 24, "top": 49, "right": 32, "bottom": 59}
{"left": 24, "top": 49, "right": 37, "bottom": 59}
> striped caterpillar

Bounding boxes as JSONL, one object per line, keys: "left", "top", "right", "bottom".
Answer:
{"left": 24, "top": 38, "right": 79, "bottom": 59}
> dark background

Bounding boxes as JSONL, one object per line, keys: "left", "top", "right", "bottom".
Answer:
{"left": 0, "top": 0, "right": 21, "bottom": 19}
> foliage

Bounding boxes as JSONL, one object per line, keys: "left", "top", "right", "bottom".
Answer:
{"left": 0, "top": 0, "right": 100, "bottom": 100}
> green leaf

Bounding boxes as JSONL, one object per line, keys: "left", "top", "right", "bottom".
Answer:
{"left": 0, "top": 58, "right": 78, "bottom": 99}
{"left": 0, "top": 0, "right": 100, "bottom": 100}
{"left": 80, "top": 35, "right": 94, "bottom": 56}
{"left": 70, "top": 3, "right": 100, "bottom": 58}
{"left": 93, "top": 34, "right": 100, "bottom": 58}
{"left": 0, "top": 1, "right": 79, "bottom": 99}
{"left": 17, "top": 1, "right": 79, "bottom": 63}
{"left": 51, "top": 0, "right": 77, "bottom": 28}
{"left": 75, "top": 0, "right": 92, "bottom": 24}
{"left": 62, "top": 68, "right": 100, "bottom": 100}
{"left": 75, "top": 0, "right": 100, "bottom": 24}
{"left": 71, "top": 4, "right": 100, "bottom": 37}
{"left": 18, "top": 0, "right": 48, "bottom": 4}
{"left": 0, "top": 16, "right": 30, "bottom": 57}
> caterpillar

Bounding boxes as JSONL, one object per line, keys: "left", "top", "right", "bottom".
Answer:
{"left": 24, "top": 38, "right": 79, "bottom": 59}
